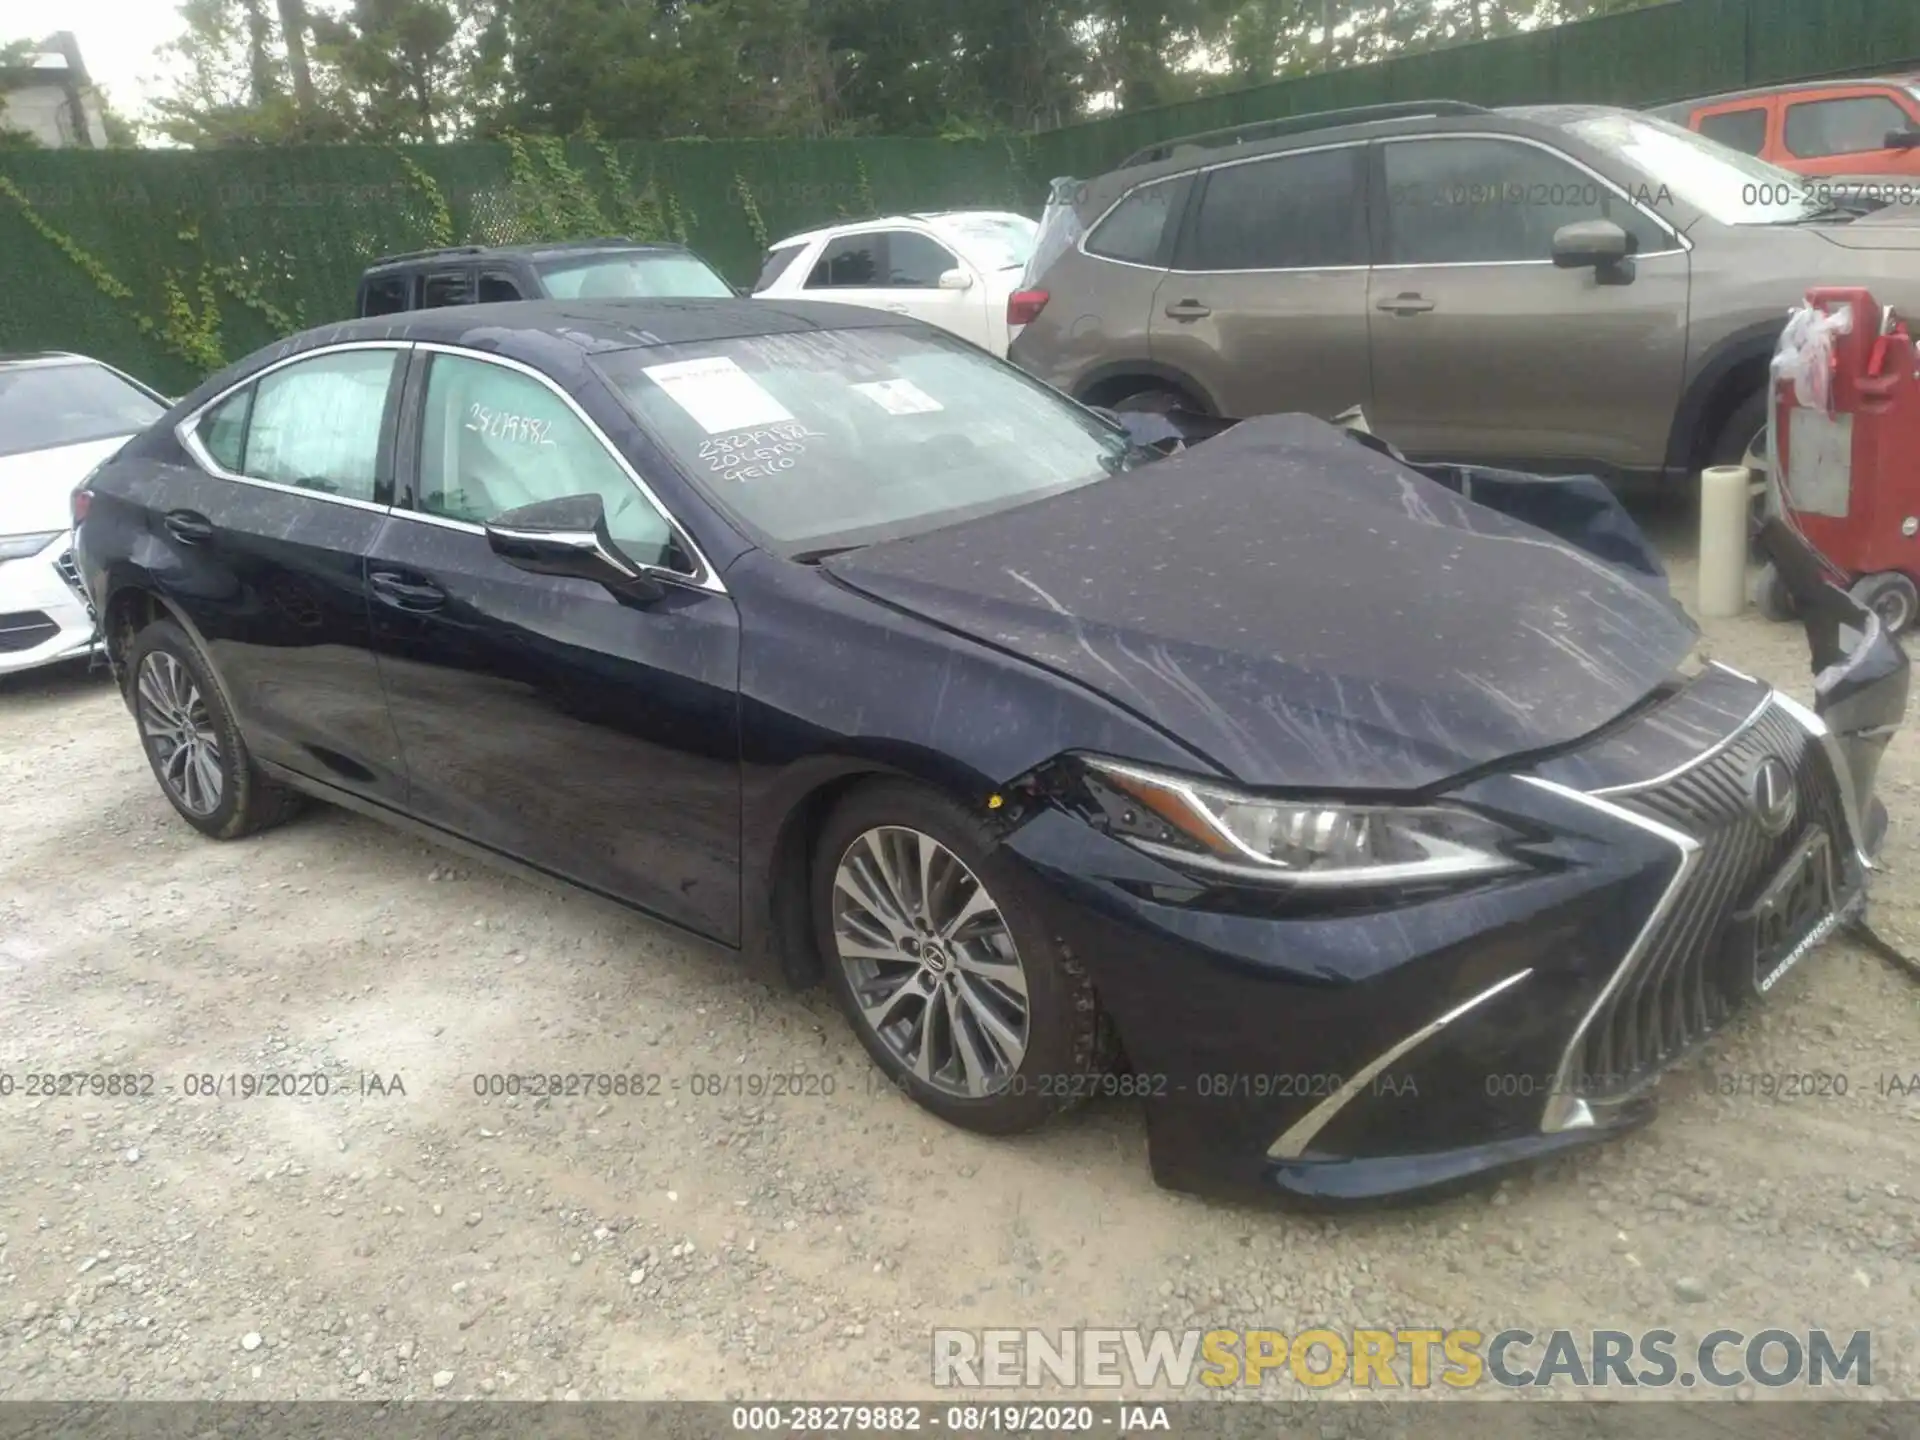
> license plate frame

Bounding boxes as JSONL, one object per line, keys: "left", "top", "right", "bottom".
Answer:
{"left": 1737, "top": 829, "right": 1838, "bottom": 996}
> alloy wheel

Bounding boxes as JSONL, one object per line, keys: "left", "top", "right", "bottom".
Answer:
{"left": 831, "top": 826, "right": 1030, "bottom": 1098}
{"left": 136, "top": 651, "right": 224, "bottom": 817}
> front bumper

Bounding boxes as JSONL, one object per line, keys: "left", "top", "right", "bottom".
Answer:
{"left": 0, "top": 534, "right": 99, "bottom": 677}
{"left": 1001, "top": 526, "right": 1908, "bottom": 1206}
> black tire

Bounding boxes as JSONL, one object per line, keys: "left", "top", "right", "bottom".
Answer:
{"left": 125, "top": 618, "right": 305, "bottom": 840}
{"left": 810, "top": 778, "right": 1114, "bottom": 1136}
{"left": 1850, "top": 571, "right": 1919, "bottom": 636}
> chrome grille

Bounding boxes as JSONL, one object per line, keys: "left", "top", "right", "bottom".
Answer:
{"left": 54, "top": 549, "right": 96, "bottom": 621}
{"left": 1572, "top": 703, "right": 1852, "bottom": 1101}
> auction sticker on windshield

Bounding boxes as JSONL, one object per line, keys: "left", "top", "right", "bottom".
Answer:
{"left": 643, "top": 356, "right": 794, "bottom": 433}
{"left": 853, "top": 378, "right": 945, "bottom": 416}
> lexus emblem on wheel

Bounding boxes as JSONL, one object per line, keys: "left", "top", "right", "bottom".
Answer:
{"left": 1749, "top": 757, "right": 1798, "bottom": 836}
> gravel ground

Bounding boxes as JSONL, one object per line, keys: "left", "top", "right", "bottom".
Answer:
{"left": 2, "top": 520, "right": 1918, "bottom": 1404}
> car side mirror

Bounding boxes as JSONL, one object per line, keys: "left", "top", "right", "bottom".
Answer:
{"left": 1552, "top": 219, "right": 1636, "bottom": 284}
{"left": 938, "top": 268, "right": 975, "bottom": 292}
{"left": 1886, "top": 127, "right": 1920, "bottom": 151}
{"left": 484, "top": 494, "right": 664, "bottom": 602}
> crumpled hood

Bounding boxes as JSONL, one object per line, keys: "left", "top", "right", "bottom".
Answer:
{"left": 822, "top": 414, "right": 1699, "bottom": 791}
{"left": 1809, "top": 204, "right": 1920, "bottom": 252}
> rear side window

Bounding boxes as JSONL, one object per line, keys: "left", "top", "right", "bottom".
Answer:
{"left": 1085, "top": 179, "right": 1184, "bottom": 266}
{"left": 361, "top": 275, "right": 410, "bottom": 316}
{"left": 1783, "top": 94, "right": 1911, "bottom": 158}
{"left": 755, "top": 243, "right": 807, "bottom": 292}
{"left": 1696, "top": 107, "right": 1768, "bottom": 156}
{"left": 235, "top": 350, "right": 399, "bottom": 502}
{"left": 196, "top": 389, "right": 251, "bottom": 472}
{"left": 1182, "top": 148, "right": 1365, "bottom": 271}
{"left": 807, "top": 235, "right": 882, "bottom": 288}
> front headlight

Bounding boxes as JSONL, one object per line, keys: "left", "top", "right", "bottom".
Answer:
{"left": 1079, "top": 757, "right": 1524, "bottom": 889}
{"left": 0, "top": 531, "right": 64, "bottom": 563}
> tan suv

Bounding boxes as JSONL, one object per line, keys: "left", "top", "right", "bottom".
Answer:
{"left": 1008, "top": 101, "right": 1920, "bottom": 487}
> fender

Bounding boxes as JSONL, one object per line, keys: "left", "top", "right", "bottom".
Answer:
{"left": 1071, "top": 357, "right": 1224, "bottom": 415}
{"left": 97, "top": 565, "right": 228, "bottom": 712}
{"left": 1663, "top": 318, "right": 1784, "bottom": 472}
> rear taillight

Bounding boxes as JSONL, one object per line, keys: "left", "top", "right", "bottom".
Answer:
{"left": 1008, "top": 290, "right": 1050, "bottom": 328}
{"left": 71, "top": 488, "right": 92, "bottom": 524}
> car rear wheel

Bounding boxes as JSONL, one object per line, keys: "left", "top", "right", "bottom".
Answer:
{"left": 811, "top": 779, "right": 1113, "bottom": 1135}
{"left": 127, "top": 619, "right": 304, "bottom": 840}
{"left": 1108, "top": 387, "right": 1191, "bottom": 417}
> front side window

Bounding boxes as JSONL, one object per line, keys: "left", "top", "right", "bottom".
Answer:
{"left": 883, "top": 231, "right": 960, "bottom": 288}
{"left": 422, "top": 271, "right": 475, "bottom": 308}
{"left": 415, "top": 353, "right": 685, "bottom": 572}
{"left": 534, "top": 252, "right": 735, "bottom": 299}
{"left": 1783, "top": 95, "right": 1912, "bottom": 159}
{"left": 478, "top": 272, "right": 524, "bottom": 303}
{"left": 598, "top": 327, "right": 1135, "bottom": 555}
{"left": 1696, "top": 106, "right": 1768, "bottom": 156}
{"left": 1085, "top": 180, "right": 1183, "bottom": 266}
{"left": 807, "top": 235, "right": 883, "bottom": 289}
{"left": 0, "top": 361, "right": 165, "bottom": 459}
{"left": 1183, "top": 147, "right": 1365, "bottom": 271}
{"left": 1382, "top": 136, "right": 1666, "bottom": 264}
{"left": 240, "top": 349, "right": 399, "bottom": 502}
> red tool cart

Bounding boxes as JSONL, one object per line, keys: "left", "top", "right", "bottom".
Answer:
{"left": 1761, "top": 285, "right": 1920, "bottom": 635}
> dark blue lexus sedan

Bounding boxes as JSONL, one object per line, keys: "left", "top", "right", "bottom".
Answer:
{"left": 71, "top": 299, "right": 1907, "bottom": 1204}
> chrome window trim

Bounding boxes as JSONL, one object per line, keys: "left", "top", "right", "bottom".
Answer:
{"left": 172, "top": 340, "right": 413, "bottom": 516}
{"left": 1374, "top": 130, "right": 1691, "bottom": 263}
{"left": 1518, "top": 775, "right": 1701, "bottom": 1135}
{"left": 411, "top": 341, "right": 726, "bottom": 596}
{"left": 1590, "top": 673, "right": 1774, "bottom": 798}
{"left": 1266, "top": 968, "right": 1534, "bottom": 1161}
{"left": 1077, "top": 171, "right": 1193, "bottom": 273}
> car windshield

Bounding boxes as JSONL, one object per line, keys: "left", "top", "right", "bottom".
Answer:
{"left": 935, "top": 215, "right": 1038, "bottom": 272}
{"left": 0, "top": 360, "right": 164, "bottom": 460}
{"left": 598, "top": 326, "right": 1135, "bottom": 555}
{"left": 535, "top": 251, "right": 736, "bottom": 300}
{"left": 1561, "top": 111, "right": 1852, "bottom": 224}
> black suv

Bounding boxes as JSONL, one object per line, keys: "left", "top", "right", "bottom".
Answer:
{"left": 355, "top": 239, "right": 740, "bottom": 316}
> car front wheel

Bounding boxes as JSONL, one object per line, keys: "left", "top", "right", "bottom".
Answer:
{"left": 126, "top": 618, "right": 304, "bottom": 840}
{"left": 811, "top": 779, "right": 1113, "bottom": 1135}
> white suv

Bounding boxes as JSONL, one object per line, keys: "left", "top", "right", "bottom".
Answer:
{"left": 751, "top": 211, "right": 1038, "bottom": 356}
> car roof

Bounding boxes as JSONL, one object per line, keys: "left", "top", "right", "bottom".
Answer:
{"left": 769, "top": 210, "right": 1031, "bottom": 250}
{"left": 1084, "top": 102, "right": 1617, "bottom": 202}
{"left": 0, "top": 350, "right": 99, "bottom": 369}
{"left": 1645, "top": 73, "right": 1920, "bottom": 113}
{"left": 363, "top": 238, "right": 695, "bottom": 273}
{"left": 246, "top": 298, "right": 912, "bottom": 366}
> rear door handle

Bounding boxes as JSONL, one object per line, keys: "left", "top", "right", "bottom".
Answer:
{"left": 1164, "top": 300, "right": 1211, "bottom": 320}
{"left": 369, "top": 571, "right": 447, "bottom": 613}
{"left": 163, "top": 510, "right": 214, "bottom": 545}
{"left": 1376, "top": 294, "right": 1437, "bottom": 316}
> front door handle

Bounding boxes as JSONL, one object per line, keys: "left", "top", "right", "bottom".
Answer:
{"left": 369, "top": 571, "right": 447, "bottom": 613}
{"left": 1376, "top": 293, "right": 1437, "bottom": 316}
{"left": 1164, "top": 300, "right": 1212, "bottom": 320}
{"left": 163, "top": 510, "right": 214, "bottom": 545}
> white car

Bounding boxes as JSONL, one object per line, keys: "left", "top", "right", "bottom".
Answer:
{"left": 751, "top": 211, "right": 1039, "bottom": 356}
{"left": 1, "top": 352, "right": 168, "bottom": 676}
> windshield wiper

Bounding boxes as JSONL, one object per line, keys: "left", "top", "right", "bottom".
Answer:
{"left": 1790, "top": 200, "right": 1882, "bottom": 224}
{"left": 792, "top": 543, "right": 866, "bottom": 563}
